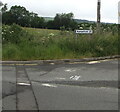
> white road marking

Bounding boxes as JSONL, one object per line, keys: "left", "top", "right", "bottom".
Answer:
{"left": 76, "top": 86, "right": 118, "bottom": 90}
{"left": 56, "top": 77, "right": 66, "bottom": 80}
{"left": 87, "top": 61, "right": 101, "bottom": 64}
{"left": 70, "top": 75, "right": 81, "bottom": 80}
{"left": 17, "top": 82, "right": 30, "bottom": 86}
{"left": 74, "top": 76, "right": 81, "bottom": 80}
{"left": 99, "top": 87, "right": 118, "bottom": 90}
{"left": 65, "top": 69, "right": 76, "bottom": 72}
{"left": 70, "top": 76, "right": 74, "bottom": 79}
{"left": 50, "top": 63, "right": 55, "bottom": 65}
{"left": 41, "top": 83, "right": 57, "bottom": 88}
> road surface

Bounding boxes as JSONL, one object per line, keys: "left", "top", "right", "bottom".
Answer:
{"left": 2, "top": 59, "right": 119, "bottom": 111}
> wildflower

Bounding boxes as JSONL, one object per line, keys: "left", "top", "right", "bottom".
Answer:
{"left": 89, "top": 25, "right": 92, "bottom": 30}
{"left": 49, "top": 33, "right": 54, "bottom": 37}
{"left": 96, "top": 46, "right": 103, "bottom": 51}
{"left": 100, "top": 48, "right": 103, "bottom": 51}
{"left": 79, "top": 27, "right": 83, "bottom": 30}
{"left": 81, "top": 24, "right": 84, "bottom": 27}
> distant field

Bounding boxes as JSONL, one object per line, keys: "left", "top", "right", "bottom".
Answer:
{"left": 2, "top": 24, "right": 118, "bottom": 61}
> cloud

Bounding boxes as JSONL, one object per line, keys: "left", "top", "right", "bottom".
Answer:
{"left": 2, "top": 0, "right": 119, "bottom": 23}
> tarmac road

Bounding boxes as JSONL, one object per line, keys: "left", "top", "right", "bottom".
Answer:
{"left": 2, "top": 59, "right": 119, "bottom": 111}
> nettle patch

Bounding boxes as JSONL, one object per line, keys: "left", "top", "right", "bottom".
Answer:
{"left": 2, "top": 24, "right": 33, "bottom": 44}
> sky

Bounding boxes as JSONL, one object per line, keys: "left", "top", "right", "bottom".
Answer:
{"left": 1, "top": 0, "right": 120, "bottom": 23}
{"left": 118, "top": 1, "right": 120, "bottom": 24}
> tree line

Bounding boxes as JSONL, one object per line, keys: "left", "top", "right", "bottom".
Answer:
{"left": 1, "top": 4, "right": 78, "bottom": 30}
{"left": 1, "top": 4, "right": 118, "bottom": 32}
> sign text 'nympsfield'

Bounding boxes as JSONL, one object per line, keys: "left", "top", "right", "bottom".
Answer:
{"left": 75, "top": 30, "right": 93, "bottom": 34}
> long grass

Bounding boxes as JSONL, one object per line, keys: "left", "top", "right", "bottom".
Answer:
{"left": 2, "top": 25, "right": 118, "bottom": 60}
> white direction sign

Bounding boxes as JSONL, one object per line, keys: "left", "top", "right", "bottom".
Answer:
{"left": 75, "top": 30, "right": 93, "bottom": 34}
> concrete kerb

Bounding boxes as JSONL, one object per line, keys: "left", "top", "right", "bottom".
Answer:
{"left": 1, "top": 55, "right": 120, "bottom": 65}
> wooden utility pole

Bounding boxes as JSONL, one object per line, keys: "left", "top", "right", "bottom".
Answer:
{"left": 118, "top": 1, "right": 120, "bottom": 24}
{"left": 97, "top": 0, "right": 101, "bottom": 33}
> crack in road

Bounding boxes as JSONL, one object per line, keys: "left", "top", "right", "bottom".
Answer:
{"left": 2, "top": 92, "right": 17, "bottom": 99}
{"left": 32, "top": 80, "right": 118, "bottom": 89}
{"left": 16, "top": 65, "right": 39, "bottom": 111}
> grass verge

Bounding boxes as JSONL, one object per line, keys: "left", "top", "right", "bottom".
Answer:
{"left": 2, "top": 24, "right": 118, "bottom": 60}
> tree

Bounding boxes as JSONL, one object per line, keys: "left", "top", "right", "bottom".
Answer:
{"left": 53, "top": 13, "right": 77, "bottom": 30}
{"left": 46, "top": 21, "right": 55, "bottom": 29}
{"left": 1, "top": 3, "right": 7, "bottom": 13}
{"left": 9, "top": 5, "right": 30, "bottom": 26}
{"left": 0, "top": 1, "right": 3, "bottom": 7}
{"left": 2, "top": 5, "right": 45, "bottom": 28}
{"left": 2, "top": 11, "right": 13, "bottom": 24}
{"left": 30, "top": 16, "right": 45, "bottom": 28}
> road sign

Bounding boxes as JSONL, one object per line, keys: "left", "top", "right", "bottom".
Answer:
{"left": 75, "top": 30, "right": 93, "bottom": 34}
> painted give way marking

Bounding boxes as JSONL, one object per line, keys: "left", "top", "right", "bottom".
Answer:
{"left": 70, "top": 75, "right": 81, "bottom": 80}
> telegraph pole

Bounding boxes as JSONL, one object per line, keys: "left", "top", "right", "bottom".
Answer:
{"left": 97, "top": 0, "right": 101, "bottom": 33}
{"left": 118, "top": 1, "right": 120, "bottom": 26}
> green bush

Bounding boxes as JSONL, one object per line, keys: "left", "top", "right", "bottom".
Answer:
{"left": 2, "top": 24, "right": 22, "bottom": 44}
{"left": 2, "top": 24, "right": 33, "bottom": 44}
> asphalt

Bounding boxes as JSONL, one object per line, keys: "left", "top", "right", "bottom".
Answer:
{"left": 2, "top": 59, "right": 119, "bottom": 111}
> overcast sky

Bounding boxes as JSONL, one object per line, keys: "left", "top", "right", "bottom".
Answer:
{"left": 1, "top": 0, "right": 119, "bottom": 23}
